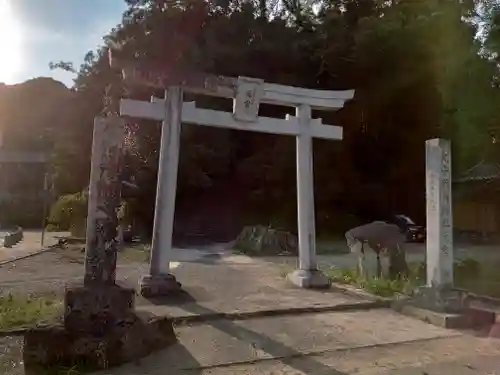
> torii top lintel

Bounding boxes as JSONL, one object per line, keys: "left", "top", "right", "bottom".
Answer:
{"left": 112, "top": 61, "right": 354, "bottom": 111}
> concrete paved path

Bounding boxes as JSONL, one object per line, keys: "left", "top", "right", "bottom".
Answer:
{"left": 113, "top": 253, "right": 500, "bottom": 375}
{"left": 96, "top": 310, "right": 500, "bottom": 375}
{"left": 2, "top": 244, "right": 500, "bottom": 374}
{"left": 135, "top": 253, "right": 378, "bottom": 319}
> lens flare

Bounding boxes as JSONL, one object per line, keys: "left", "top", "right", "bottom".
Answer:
{"left": 0, "top": 0, "right": 23, "bottom": 84}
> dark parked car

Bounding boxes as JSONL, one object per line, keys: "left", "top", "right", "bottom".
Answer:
{"left": 387, "top": 214, "right": 426, "bottom": 243}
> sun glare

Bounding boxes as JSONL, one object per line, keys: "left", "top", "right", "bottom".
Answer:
{"left": 0, "top": 0, "right": 23, "bottom": 84}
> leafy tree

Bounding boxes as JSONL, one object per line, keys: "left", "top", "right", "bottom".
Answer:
{"left": 42, "top": 0, "right": 500, "bottom": 234}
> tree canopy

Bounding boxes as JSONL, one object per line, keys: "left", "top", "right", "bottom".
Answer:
{"left": 7, "top": 0, "right": 500, "bottom": 234}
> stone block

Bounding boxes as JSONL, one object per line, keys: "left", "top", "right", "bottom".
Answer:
{"left": 139, "top": 273, "right": 182, "bottom": 298}
{"left": 460, "top": 307, "right": 496, "bottom": 329}
{"left": 393, "top": 287, "right": 496, "bottom": 330}
{"left": 393, "top": 304, "right": 464, "bottom": 328}
{"left": 287, "top": 269, "right": 331, "bottom": 289}
{"left": 64, "top": 285, "right": 135, "bottom": 334}
{"left": 3, "top": 226, "right": 23, "bottom": 248}
{"left": 23, "top": 285, "right": 177, "bottom": 373}
{"left": 23, "top": 313, "right": 176, "bottom": 373}
{"left": 412, "top": 285, "right": 466, "bottom": 314}
{"left": 395, "top": 303, "right": 496, "bottom": 329}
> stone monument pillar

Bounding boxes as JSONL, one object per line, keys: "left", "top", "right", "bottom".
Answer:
{"left": 83, "top": 116, "right": 124, "bottom": 284}
{"left": 425, "top": 138, "right": 453, "bottom": 288}
{"left": 23, "top": 116, "right": 176, "bottom": 373}
{"left": 405, "top": 139, "right": 497, "bottom": 329}
{"left": 412, "top": 138, "right": 462, "bottom": 312}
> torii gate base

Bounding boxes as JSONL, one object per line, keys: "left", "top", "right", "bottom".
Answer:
{"left": 22, "top": 117, "right": 176, "bottom": 374}
{"left": 288, "top": 269, "right": 331, "bottom": 288}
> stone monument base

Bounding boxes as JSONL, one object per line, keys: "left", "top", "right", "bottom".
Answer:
{"left": 287, "top": 269, "right": 331, "bottom": 289}
{"left": 23, "top": 285, "right": 177, "bottom": 374}
{"left": 412, "top": 285, "right": 466, "bottom": 313}
{"left": 139, "top": 273, "right": 182, "bottom": 297}
{"left": 398, "top": 285, "right": 496, "bottom": 329}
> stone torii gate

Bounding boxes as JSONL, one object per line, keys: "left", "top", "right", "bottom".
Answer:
{"left": 117, "top": 64, "right": 355, "bottom": 295}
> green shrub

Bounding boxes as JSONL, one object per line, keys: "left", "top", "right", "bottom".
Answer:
{"left": 48, "top": 192, "right": 88, "bottom": 232}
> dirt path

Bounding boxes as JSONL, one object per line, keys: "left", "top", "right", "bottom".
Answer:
{"left": 0, "top": 231, "right": 69, "bottom": 263}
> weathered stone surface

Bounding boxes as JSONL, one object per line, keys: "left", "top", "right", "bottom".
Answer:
{"left": 460, "top": 307, "right": 496, "bottom": 329}
{"left": 23, "top": 285, "right": 176, "bottom": 373}
{"left": 84, "top": 116, "right": 124, "bottom": 286}
{"left": 139, "top": 273, "right": 182, "bottom": 298}
{"left": 425, "top": 138, "right": 453, "bottom": 288}
{"left": 412, "top": 285, "right": 467, "bottom": 314}
{"left": 23, "top": 311, "right": 176, "bottom": 373}
{"left": 3, "top": 226, "right": 23, "bottom": 248}
{"left": 234, "top": 225, "right": 298, "bottom": 255}
{"left": 287, "top": 269, "right": 331, "bottom": 289}
{"left": 406, "top": 286, "right": 495, "bottom": 329}
{"left": 394, "top": 287, "right": 497, "bottom": 330}
{"left": 63, "top": 285, "right": 135, "bottom": 334}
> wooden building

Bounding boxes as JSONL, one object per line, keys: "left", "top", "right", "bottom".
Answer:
{"left": 453, "top": 161, "right": 500, "bottom": 238}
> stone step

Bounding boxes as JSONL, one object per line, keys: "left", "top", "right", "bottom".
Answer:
{"left": 394, "top": 303, "right": 497, "bottom": 330}
{"left": 101, "top": 310, "right": 483, "bottom": 374}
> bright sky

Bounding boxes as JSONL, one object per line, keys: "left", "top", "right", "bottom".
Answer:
{"left": 0, "top": 0, "right": 127, "bottom": 86}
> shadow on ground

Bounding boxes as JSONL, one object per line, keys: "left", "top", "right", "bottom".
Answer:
{"left": 181, "top": 303, "right": 348, "bottom": 374}
{"left": 107, "top": 299, "right": 349, "bottom": 375}
{"left": 127, "top": 257, "right": 352, "bottom": 374}
{"left": 97, "top": 341, "right": 203, "bottom": 375}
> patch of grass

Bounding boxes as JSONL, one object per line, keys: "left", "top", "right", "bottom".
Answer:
{"left": 323, "top": 267, "right": 423, "bottom": 298}
{"left": 317, "top": 257, "right": 500, "bottom": 299}
{"left": 119, "top": 244, "right": 151, "bottom": 263}
{"left": 0, "top": 293, "right": 63, "bottom": 330}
